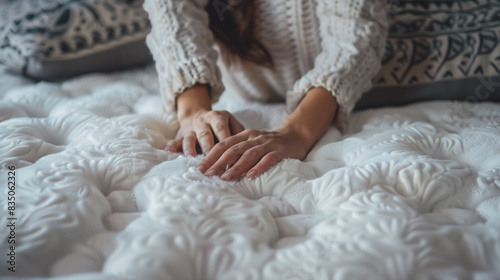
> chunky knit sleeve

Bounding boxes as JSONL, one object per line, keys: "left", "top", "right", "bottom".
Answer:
{"left": 287, "top": 0, "right": 388, "bottom": 129}
{"left": 143, "top": 0, "right": 224, "bottom": 112}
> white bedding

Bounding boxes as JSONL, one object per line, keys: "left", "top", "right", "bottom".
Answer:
{"left": 1, "top": 67, "right": 500, "bottom": 280}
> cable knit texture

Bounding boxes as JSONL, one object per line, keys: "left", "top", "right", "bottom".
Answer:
{"left": 143, "top": 0, "right": 388, "bottom": 128}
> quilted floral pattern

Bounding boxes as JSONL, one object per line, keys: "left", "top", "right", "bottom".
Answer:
{"left": 0, "top": 67, "right": 499, "bottom": 279}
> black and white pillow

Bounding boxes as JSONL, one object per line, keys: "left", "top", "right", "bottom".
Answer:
{"left": 0, "top": 0, "right": 152, "bottom": 80}
{"left": 357, "top": 0, "right": 500, "bottom": 109}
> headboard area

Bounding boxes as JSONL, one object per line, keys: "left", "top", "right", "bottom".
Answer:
{"left": 357, "top": 0, "right": 500, "bottom": 109}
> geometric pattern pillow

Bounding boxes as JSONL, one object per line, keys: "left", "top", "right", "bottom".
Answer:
{"left": 357, "top": 0, "right": 500, "bottom": 109}
{"left": 0, "top": 0, "right": 152, "bottom": 80}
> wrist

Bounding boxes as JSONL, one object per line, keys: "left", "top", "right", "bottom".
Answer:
{"left": 177, "top": 84, "right": 212, "bottom": 122}
{"left": 276, "top": 87, "right": 338, "bottom": 151}
{"left": 276, "top": 121, "right": 315, "bottom": 151}
{"left": 178, "top": 108, "right": 210, "bottom": 123}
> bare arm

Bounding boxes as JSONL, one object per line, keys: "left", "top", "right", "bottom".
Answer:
{"left": 278, "top": 87, "right": 338, "bottom": 153}
{"left": 176, "top": 84, "right": 212, "bottom": 122}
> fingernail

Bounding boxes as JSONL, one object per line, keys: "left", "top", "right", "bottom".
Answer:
{"left": 220, "top": 172, "right": 233, "bottom": 181}
{"left": 247, "top": 171, "right": 257, "bottom": 180}
{"left": 205, "top": 170, "right": 217, "bottom": 177}
{"left": 197, "top": 165, "right": 207, "bottom": 173}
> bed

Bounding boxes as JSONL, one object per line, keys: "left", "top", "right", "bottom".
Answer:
{"left": 1, "top": 65, "right": 499, "bottom": 280}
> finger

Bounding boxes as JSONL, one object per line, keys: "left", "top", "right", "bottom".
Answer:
{"left": 210, "top": 116, "right": 231, "bottom": 142}
{"left": 206, "top": 140, "right": 259, "bottom": 179}
{"left": 229, "top": 115, "right": 245, "bottom": 135}
{"left": 182, "top": 132, "right": 197, "bottom": 157}
{"left": 195, "top": 124, "right": 215, "bottom": 155}
{"left": 246, "top": 152, "right": 282, "bottom": 180}
{"left": 197, "top": 133, "right": 249, "bottom": 175}
{"left": 165, "top": 139, "right": 182, "bottom": 153}
{"left": 220, "top": 146, "right": 265, "bottom": 181}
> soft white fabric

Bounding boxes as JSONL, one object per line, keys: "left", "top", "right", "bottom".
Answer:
{"left": 143, "top": 0, "right": 388, "bottom": 128}
{"left": 1, "top": 68, "right": 500, "bottom": 280}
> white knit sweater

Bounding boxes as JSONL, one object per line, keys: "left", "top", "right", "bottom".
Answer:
{"left": 143, "top": 0, "right": 388, "bottom": 128}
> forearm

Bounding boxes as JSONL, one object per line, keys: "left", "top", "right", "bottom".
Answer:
{"left": 278, "top": 87, "right": 338, "bottom": 150}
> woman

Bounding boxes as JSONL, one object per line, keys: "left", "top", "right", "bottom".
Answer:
{"left": 143, "top": 0, "right": 388, "bottom": 181}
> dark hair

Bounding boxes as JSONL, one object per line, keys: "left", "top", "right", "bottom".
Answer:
{"left": 206, "top": 0, "right": 273, "bottom": 67}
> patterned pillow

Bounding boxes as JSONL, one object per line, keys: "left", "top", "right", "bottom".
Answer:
{"left": 357, "top": 0, "right": 500, "bottom": 109}
{"left": 0, "top": 0, "right": 152, "bottom": 80}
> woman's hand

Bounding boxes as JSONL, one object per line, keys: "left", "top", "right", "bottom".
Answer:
{"left": 167, "top": 109, "right": 245, "bottom": 156}
{"left": 196, "top": 87, "right": 339, "bottom": 181}
{"left": 166, "top": 84, "right": 244, "bottom": 156}
{"left": 196, "top": 127, "right": 310, "bottom": 181}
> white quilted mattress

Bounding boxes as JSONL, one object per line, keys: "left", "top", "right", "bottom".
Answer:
{"left": 1, "top": 67, "right": 500, "bottom": 280}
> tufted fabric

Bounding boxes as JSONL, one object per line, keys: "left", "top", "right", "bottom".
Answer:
{"left": 0, "top": 67, "right": 500, "bottom": 279}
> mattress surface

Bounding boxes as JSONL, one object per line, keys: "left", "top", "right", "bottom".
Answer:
{"left": 0, "top": 68, "right": 499, "bottom": 280}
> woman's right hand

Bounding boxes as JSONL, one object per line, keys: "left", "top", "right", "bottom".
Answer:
{"left": 165, "top": 84, "right": 244, "bottom": 156}
{"left": 167, "top": 109, "right": 244, "bottom": 156}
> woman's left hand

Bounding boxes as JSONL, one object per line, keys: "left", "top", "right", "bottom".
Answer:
{"left": 196, "top": 128, "right": 310, "bottom": 181}
{"left": 196, "top": 87, "right": 339, "bottom": 181}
